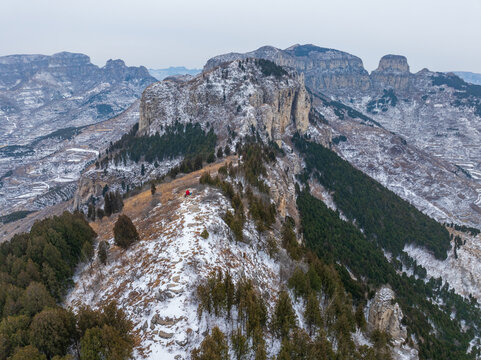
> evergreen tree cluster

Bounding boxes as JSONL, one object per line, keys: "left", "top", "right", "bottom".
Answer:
{"left": 105, "top": 121, "right": 217, "bottom": 167}
{"left": 281, "top": 217, "right": 302, "bottom": 261}
{"left": 193, "top": 135, "right": 481, "bottom": 359}
{"left": 297, "top": 189, "right": 481, "bottom": 359}
{"left": 199, "top": 141, "right": 281, "bottom": 240}
{"left": 195, "top": 271, "right": 268, "bottom": 359}
{"left": 0, "top": 212, "right": 134, "bottom": 359}
{"left": 293, "top": 134, "right": 451, "bottom": 259}
{"left": 200, "top": 171, "right": 245, "bottom": 242}
{"left": 446, "top": 222, "right": 480, "bottom": 236}
{"left": 87, "top": 190, "right": 123, "bottom": 222}
{"left": 255, "top": 59, "right": 288, "bottom": 78}
{"left": 103, "top": 191, "right": 124, "bottom": 217}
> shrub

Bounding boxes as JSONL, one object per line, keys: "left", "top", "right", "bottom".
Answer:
{"left": 113, "top": 215, "right": 139, "bottom": 249}
{"left": 207, "top": 152, "right": 215, "bottom": 163}
{"left": 98, "top": 241, "right": 109, "bottom": 265}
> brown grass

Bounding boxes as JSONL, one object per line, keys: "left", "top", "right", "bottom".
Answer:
{"left": 91, "top": 156, "right": 237, "bottom": 245}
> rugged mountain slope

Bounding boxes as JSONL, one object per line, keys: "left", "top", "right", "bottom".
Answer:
{"left": 0, "top": 101, "right": 141, "bottom": 241}
{"left": 0, "top": 52, "right": 155, "bottom": 146}
{"left": 61, "top": 58, "right": 481, "bottom": 360}
{"left": 72, "top": 58, "right": 311, "bottom": 211}
{"left": 0, "top": 52, "right": 156, "bottom": 221}
{"left": 67, "top": 160, "right": 285, "bottom": 359}
{"left": 3, "top": 49, "right": 481, "bottom": 359}
{"left": 140, "top": 58, "right": 309, "bottom": 144}
{"left": 205, "top": 45, "right": 481, "bottom": 186}
{"left": 310, "top": 93, "right": 481, "bottom": 228}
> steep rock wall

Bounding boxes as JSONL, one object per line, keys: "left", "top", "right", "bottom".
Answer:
{"left": 140, "top": 59, "right": 310, "bottom": 145}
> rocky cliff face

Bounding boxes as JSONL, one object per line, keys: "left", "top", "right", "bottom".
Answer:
{"left": 204, "top": 44, "right": 481, "bottom": 209}
{"left": 367, "top": 287, "right": 418, "bottom": 360}
{"left": 140, "top": 58, "right": 310, "bottom": 145}
{"left": 368, "top": 287, "right": 406, "bottom": 341}
{"left": 371, "top": 54, "right": 411, "bottom": 91}
{"left": 204, "top": 44, "right": 417, "bottom": 95}
{"left": 204, "top": 44, "right": 371, "bottom": 96}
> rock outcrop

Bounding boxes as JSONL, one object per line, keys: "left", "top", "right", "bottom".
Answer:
{"left": 204, "top": 44, "right": 371, "bottom": 96}
{"left": 371, "top": 55, "right": 411, "bottom": 91}
{"left": 367, "top": 287, "right": 406, "bottom": 342}
{"left": 367, "top": 286, "right": 419, "bottom": 360}
{"left": 140, "top": 58, "right": 310, "bottom": 145}
{"left": 204, "top": 44, "right": 420, "bottom": 96}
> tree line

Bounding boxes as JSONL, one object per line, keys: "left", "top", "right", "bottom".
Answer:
{"left": 0, "top": 212, "right": 135, "bottom": 359}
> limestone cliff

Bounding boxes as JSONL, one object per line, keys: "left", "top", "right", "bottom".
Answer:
{"left": 371, "top": 54, "right": 411, "bottom": 91}
{"left": 368, "top": 287, "right": 406, "bottom": 341}
{"left": 140, "top": 58, "right": 310, "bottom": 145}
{"left": 204, "top": 44, "right": 371, "bottom": 96}
{"left": 367, "top": 286, "right": 418, "bottom": 359}
{"left": 204, "top": 44, "right": 419, "bottom": 96}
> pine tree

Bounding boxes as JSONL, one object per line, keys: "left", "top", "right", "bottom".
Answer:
{"left": 272, "top": 290, "right": 297, "bottom": 339}
{"left": 96, "top": 208, "right": 105, "bottom": 220}
{"left": 29, "top": 308, "right": 76, "bottom": 358}
{"left": 191, "top": 326, "right": 228, "bottom": 360}
{"left": 288, "top": 267, "right": 309, "bottom": 300}
{"left": 231, "top": 328, "right": 248, "bottom": 360}
{"left": 81, "top": 242, "right": 94, "bottom": 264}
{"left": 19, "top": 282, "right": 55, "bottom": 316}
{"left": 151, "top": 183, "right": 156, "bottom": 196}
{"left": 224, "top": 272, "right": 235, "bottom": 319}
{"left": 103, "top": 193, "right": 112, "bottom": 217}
{"left": 10, "top": 345, "right": 46, "bottom": 360}
{"left": 87, "top": 204, "right": 95, "bottom": 221}
{"left": 207, "top": 152, "right": 215, "bottom": 163}
{"left": 355, "top": 303, "right": 366, "bottom": 330}
{"left": 304, "top": 292, "right": 322, "bottom": 335}
{"left": 194, "top": 155, "right": 203, "bottom": 170}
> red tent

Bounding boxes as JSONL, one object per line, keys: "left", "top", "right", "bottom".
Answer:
{"left": 185, "top": 190, "right": 190, "bottom": 196}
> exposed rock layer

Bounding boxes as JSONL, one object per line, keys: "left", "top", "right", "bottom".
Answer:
{"left": 140, "top": 59, "right": 310, "bottom": 144}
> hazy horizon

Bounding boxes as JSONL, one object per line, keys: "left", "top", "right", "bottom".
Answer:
{"left": 1, "top": 0, "right": 480, "bottom": 73}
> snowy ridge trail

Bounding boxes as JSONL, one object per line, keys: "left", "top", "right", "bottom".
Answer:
{"left": 65, "top": 159, "right": 282, "bottom": 359}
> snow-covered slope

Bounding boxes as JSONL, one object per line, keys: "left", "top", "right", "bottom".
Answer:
{"left": 66, "top": 160, "right": 285, "bottom": 359}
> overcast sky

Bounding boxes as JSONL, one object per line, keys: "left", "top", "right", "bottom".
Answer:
{"left": 1, "top": 0, "right": 480, "bottom": 73}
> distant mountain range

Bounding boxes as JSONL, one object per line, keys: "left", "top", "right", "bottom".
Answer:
{"left": 453, "top": 71, "right": 481, "bottom": 85}
{"left": 148, "top": 66, "right": 201, "bottom": 80}
{"left": 0, "top": 52, "right": 156, "bottom": 216}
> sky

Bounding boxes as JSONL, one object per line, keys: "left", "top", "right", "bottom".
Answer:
{"left": 1, "top": 0, "right": 480, "bottom": 73}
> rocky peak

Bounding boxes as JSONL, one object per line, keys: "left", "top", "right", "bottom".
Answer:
{"left": 371, "top": 54, "right": 411, "bottom": 92}
{"left": 104, "top": 58, "right": 127, "bottom": 69}
{"left": 376, "top": 54, "right": 410, "bottom": 73}
{"left": 139, "top": 58, "right": 310, "bottom": 145}
{"left": 367, "top": 287, "right": 406, "bottom": 341}
{"left": 367, "top": 286, "right": 418, "bottom": 359}
{"left": 49, "top": 51, "right": 92, "bottom": 65}
{"left": 204, "top": 44, "right": 371, "bottom": 96}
